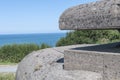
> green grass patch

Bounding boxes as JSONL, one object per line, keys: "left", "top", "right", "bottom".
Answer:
{"left": 0, "top": 73, "right": 15, "bottom": 80}
{"left": 0, "top": 62, "right": 17, "bottom": 65}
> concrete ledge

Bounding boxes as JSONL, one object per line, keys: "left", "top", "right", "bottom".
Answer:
{"left": 64, "top": 42, "right": 120, "bottom": 80}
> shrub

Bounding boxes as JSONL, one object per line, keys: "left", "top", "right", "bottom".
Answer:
{"left": 56, "top": 30, "right": 120, "bottom": 46}
{"left": 40, "top": 43, "right": 51, "bottom": 49}
{"left": 0, "top": 43, "right": 50, "bottom": 63}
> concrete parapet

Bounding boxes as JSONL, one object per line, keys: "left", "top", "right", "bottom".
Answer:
{"left": 64, "top": 42, "right": 120, "bottom": 80}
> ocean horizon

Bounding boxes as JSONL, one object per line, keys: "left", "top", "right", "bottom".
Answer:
{"left": 0, "top": 33, "right": 66, "bottom": 47}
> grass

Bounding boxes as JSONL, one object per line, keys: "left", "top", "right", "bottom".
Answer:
{"left": 0, "top": 73, "right": 15, "bottom": 80}
{"left": 0, "top": 62, "right": 17, "bottom": 65}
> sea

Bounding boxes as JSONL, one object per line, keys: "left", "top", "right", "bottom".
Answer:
{"left": 0, "top": 33, "right": 66, "bottom": 47}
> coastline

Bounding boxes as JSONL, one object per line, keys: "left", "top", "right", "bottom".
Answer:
{"left": 0, "top": 33, "right": 66, "bottom": 47}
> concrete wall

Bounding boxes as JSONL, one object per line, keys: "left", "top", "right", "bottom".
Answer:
{"left": 64, "top": 49, "right": 120, "bottom": 80}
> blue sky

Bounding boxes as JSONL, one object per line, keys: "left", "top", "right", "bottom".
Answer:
{"left": 0, "top": 0, "right": 97, "bottom": 34}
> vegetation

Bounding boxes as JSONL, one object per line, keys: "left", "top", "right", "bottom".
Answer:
{"left": 40, "top": 43, "right": 51, "bottom": 49}
{"left": 0, "top": 30, "right": 120, "bottom": 63}
{"left": 0, "top": 62, "right": 17, "bottom": 65}
{"left": 56, "top": 30, "right": 120, "bottom": 46}
{"left": 0, "top": 73, "right": 15, "bottom": 80}
{"left": 0, "top": 43, "right": 50, "bottom": 63}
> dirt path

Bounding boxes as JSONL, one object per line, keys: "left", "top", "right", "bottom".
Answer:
{"left": 0, "top": 65, "right": 18, "bottom": 73}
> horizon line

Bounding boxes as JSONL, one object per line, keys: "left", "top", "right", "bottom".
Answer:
{"left": 0, "top": 32, "right": 68, "bottom": 35}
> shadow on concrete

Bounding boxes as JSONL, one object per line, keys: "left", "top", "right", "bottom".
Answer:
{"left": 71, "top": 42, "right": 120, "bottom": 53}
{"left": 56, "top": 58, "right": 64, "bottom": 63}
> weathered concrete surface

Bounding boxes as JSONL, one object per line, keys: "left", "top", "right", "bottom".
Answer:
{"left": 16, "top": 45, "right": 102, "bottom": 80}
{"left": 64, "top": 42, "right": 120, "bottom": 80}
{"left": 59, "top": 0, "right": 120, "bottom": 30}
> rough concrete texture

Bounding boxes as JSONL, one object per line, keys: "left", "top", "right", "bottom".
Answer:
{"left": 16, "top": 45, "right": 102, "bottom": 80}
{"left": 64, "top": 42, "right": 120, "bottom": 80}
{"left": 59, "top": 0, "right": 120, "bottom": 30}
